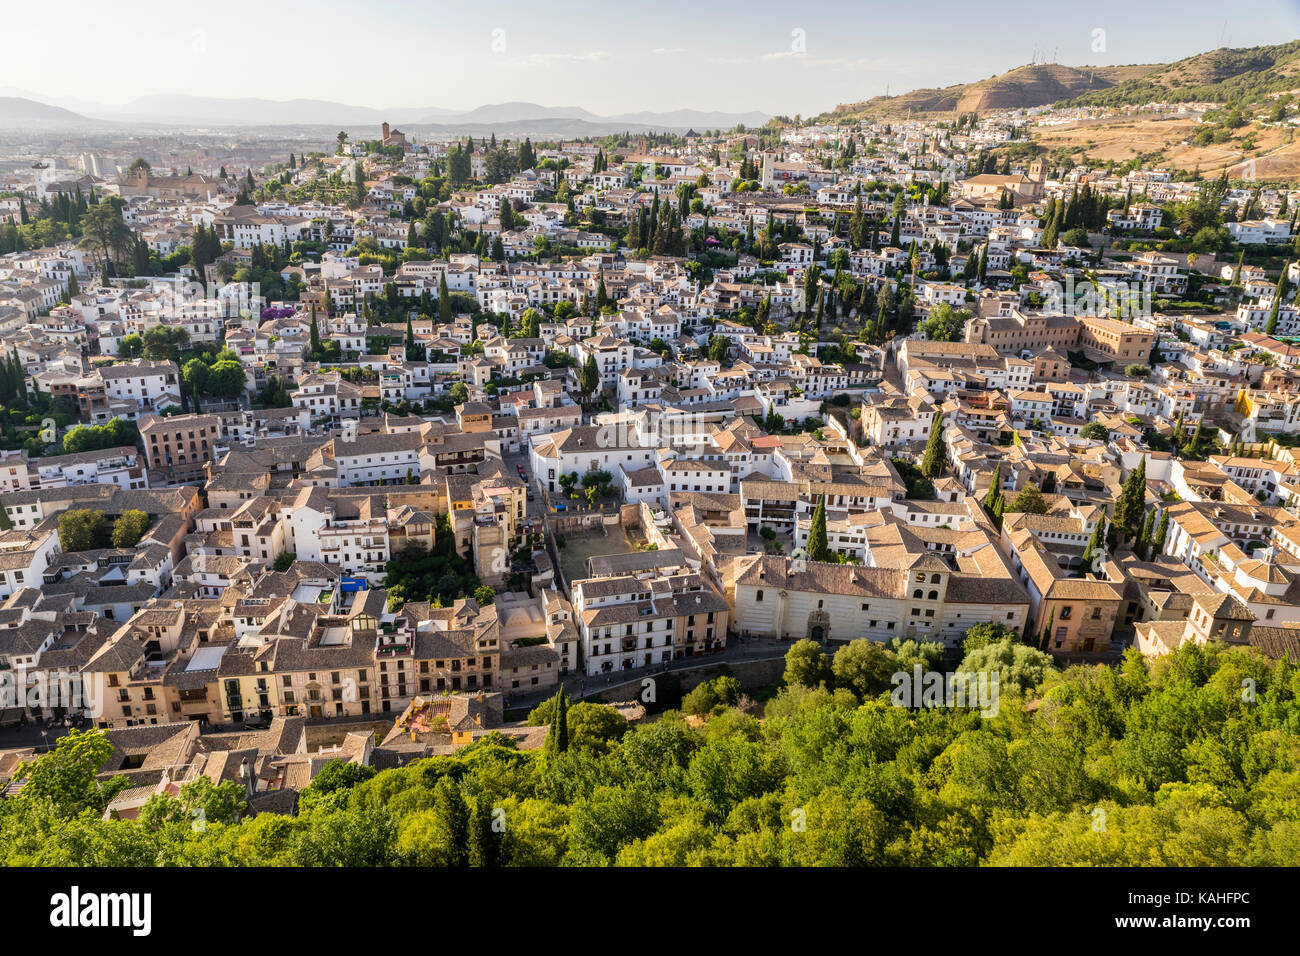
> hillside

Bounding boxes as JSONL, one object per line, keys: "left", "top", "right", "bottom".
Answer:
{"left": 0, "top": 96, "right": 88, "bottom": 127}
{"left": 1067, "top": 40, "right": 1300, "bottom": 108}
{"left": 826, "top": 63, "right": 1155, "bottom": 120}
{"left": 824, "top": 41, "right": 1300, "bottom": 121}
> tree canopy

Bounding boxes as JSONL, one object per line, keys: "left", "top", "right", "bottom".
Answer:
{"left": 0, "top": 641, "right": 1297, "bottom": 866}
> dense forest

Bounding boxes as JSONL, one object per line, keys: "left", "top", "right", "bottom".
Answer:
{"left": 2, "top": 638, "right": 1298, "bottom": 866}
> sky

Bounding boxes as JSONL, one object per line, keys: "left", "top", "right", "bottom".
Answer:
{"left": 9, "top": 0, "right": 1300, "bottom": 117}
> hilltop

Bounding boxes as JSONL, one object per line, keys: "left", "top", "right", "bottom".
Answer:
{"left": 824, "top": 41, "right": 1300, "bottom": 121}
{"left": 824, "top": 63, "right": 1156, "bottom": 121}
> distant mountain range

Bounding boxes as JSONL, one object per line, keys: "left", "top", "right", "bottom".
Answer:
{"left": 0, "top": 90, "right": 767, "bottom": 134}
{"left": 824, "top": 40, "right": 1300, "bottom": 119}
{"left": 0, "top": 96, "right": 94, "bottom": 127}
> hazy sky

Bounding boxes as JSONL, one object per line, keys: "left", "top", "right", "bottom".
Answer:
{"left": 11, "top": 0, "right": 1300, "bottom": 115}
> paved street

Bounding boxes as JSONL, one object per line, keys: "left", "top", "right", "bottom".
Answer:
{"left": 0, "top": 718, "right": 74, "bottom": 754}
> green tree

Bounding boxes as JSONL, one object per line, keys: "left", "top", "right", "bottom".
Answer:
{"left": 57, "top": 508, "right": 107, "bottom": 552}
{"left": 982, "top": 462, "right": 1002, "bottom": 511}
{"left": 920, "top": 413, "right": 947, "bottom": 478}
{"left": 1136, "top": 508, "right": 1155, "bottom": 561}
{"left": 205, "top": 359, "right": 247, "bottom": 398}
{"left": 919, "top": 303, "right": 970, "bottom": 342}
{"left": 1114, "top": 457, "right": 1148, "bottom": 539}
{"left": 79, "top": 201, "right": 132, "bottom": 275}
{"left": 806, "top": 494, "right": 830, "bottom": 561}
{"left": 1152, "top": 508, "right": 1170, "bottom": 557}
{"left": 784, "top": 639, "right": 832, "bottom": 687}
{"left": 579, "top": 354, "right": 600, "bottom": 403}
{"left": 566, "top": 702, "right": 628, "bottom": 754}
{"left": 831, "top": 640, "right": 897, "bottom": 699}
{"left": 1082, "top": 514, "right": 1106, "bottom": 569}
{"left": 958, "top": 638, "right": 1055, "bottom": 695}
{"left": 1010, "top": 483, "right": 1049, "bottom": 515}
{"left": 110, "top": 509, "right": 150, "bottom": 549}
{"left": 961, "top": 621, "right": 1020, "bottom": 655}
{"left": 1266, "top": 262, "right": 1290, "bottom": 336}
{"left": 13, "top": 728, "right": 128, "bottom": 817}
{"left": 708, "top": 335, "right": 728, "bottom": 363}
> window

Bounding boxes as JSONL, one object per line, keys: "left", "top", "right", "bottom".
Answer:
{"left": 755, "top": 590, "right": 764, "bottom": 602}
{"left": 1060, "top": 606, "right": 1073, "bottom": 620}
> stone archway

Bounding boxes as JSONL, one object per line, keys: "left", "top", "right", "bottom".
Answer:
{"left": 807, "top": 609, "right": 831, "bottom": 643}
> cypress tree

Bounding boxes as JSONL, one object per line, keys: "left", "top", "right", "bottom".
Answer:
{"left": 1136, "top": 509, "right": 1155, "bottom": 561}
{"left": 1266, "top": 262, "right": 1290, "bottom": 336}
{"left": 1152, "top": 508, "right": 1170, "bottom": 556}
{"left": 438, "top": 271, "right": 451, "bottom": 324}
{"left": 555, "top": 691, "right": 569, "bottom": 753}
{"left": 1082, "top": 514, "right": 1105, "bottom": 569}
{"left": 468, "top": 796, "right": 501, "bottom": 867}
{"left": 544, "top": 690, "right": 561, "bottom": 753}
{"left": 920, "top": 413, "right": 947, "bottom": 478}
{"left": 580, "top": 354, "right": 600, "bottom": 403}
{"left": 1114, "top": 457, "right": 1146, "bottom": 538}
{"left": 807, "top": 494, "right": 830, "bottom": 561}
{"left": 432, "top": 777, "right": 469, "bottom": 866}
